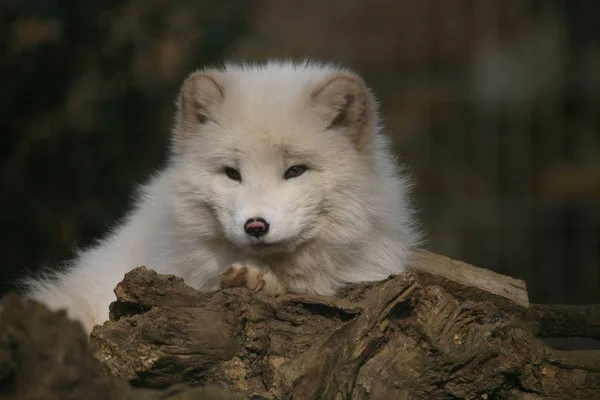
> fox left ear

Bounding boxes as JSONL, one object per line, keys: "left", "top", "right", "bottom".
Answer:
{"left": 310, "top": 73, "right": 375, "bottom": 151}
{"left": 175, "top": 70, "right": 225, "bottom": 143}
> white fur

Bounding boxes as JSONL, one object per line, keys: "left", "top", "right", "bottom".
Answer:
{"left": 20, "top": 60, "right": 420, "bottom": 333}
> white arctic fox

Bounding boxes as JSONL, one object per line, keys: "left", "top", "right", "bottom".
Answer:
{"left": 21, "top": 60, "right": 420, "bottom": 333}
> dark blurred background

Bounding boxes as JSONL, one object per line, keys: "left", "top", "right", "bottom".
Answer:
{"left": 1, "top": 0, "right": 598, "bottom": 305}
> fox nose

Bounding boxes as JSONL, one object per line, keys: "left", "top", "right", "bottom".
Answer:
{"left": 244, "top": 217, "right": 269, "bottom": 238}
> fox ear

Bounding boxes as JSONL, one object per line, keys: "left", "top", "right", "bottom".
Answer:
{"left": 175, "top": 71, "right": 225, "bottom": 141}
{"left": 310, "top": 73, "right": 374, "bottom": 150}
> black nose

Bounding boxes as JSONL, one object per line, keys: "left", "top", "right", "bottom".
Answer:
{"left": 244, "top": 217, "right": 269, "bottom": 238}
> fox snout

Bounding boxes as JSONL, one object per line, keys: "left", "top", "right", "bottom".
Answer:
{"left": 244, "top": 217, "right": 270, "bottom": 238}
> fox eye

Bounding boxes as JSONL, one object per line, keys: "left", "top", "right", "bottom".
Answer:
{"left": 224, "top": 167, "right": 242, "bottom": 182}
{"left": 284, "top": 165, "right": 308, "bottom": 180}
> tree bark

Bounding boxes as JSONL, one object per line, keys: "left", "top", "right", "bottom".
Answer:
{"left": 86, "top": 251, "right": 600, "bottom": 399}
{"left": 0, "top": 294, "right": 241, "bottom": 400}
{"left": 2, "top": 251, "right": 600, "bottom": 399}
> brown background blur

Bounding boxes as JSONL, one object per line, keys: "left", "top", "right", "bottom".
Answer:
{"left": 1, "top": 0, "right": 598, "bottom": 304}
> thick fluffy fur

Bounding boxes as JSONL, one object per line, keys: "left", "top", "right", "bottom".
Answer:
{"left": 21, "top": 60, "right": 420, "bottom": 333}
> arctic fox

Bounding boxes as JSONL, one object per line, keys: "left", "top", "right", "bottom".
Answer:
{"left": 21, "top": 60, "right": 420, "bottom": 333}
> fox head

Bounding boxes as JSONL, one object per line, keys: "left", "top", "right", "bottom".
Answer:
{"left": 169, "top": 61, "right": 389, "bottom": 257}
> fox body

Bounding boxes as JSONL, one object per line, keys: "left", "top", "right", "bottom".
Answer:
{"left": 21, "top": 61, "right": 420, "bottom": 333}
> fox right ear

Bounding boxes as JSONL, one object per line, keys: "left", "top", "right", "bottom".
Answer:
{"left": 310, "top": 73, "right": 375, "bottom": 151}
{"left": 175, "top": 71, "right": 225, "bottom": 140}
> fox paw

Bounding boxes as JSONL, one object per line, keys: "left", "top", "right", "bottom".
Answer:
{"left": 220, "top": 263, "right": 285, "bottom": 295}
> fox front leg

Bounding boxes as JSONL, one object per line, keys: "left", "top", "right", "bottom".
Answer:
{"left": 220, "top": 261, "right": 285, "bottom": 295}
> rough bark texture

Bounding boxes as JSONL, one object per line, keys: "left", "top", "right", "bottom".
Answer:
{"left": 0, "top": 293, "right": 241, "bottom": 400}
{"left": 90, "top": 251, "right": 600, "bottom": 399}
{"left": 2, "top": 251, "right": 600, "bottom": 399}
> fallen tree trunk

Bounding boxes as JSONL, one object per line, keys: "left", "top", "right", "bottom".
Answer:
{"left": 0, "top": 294, "right": 241, "bottom": 400}
{"left": 88, "top": 251, "right": 600, "bottom": 399}
{"left": 2, "top": 251, "right": 600, "bottom": 399}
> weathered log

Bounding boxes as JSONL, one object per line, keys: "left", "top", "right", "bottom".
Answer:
{"left": 87, "top": 251, "right": 600, "bottom": 399}
{"left": 0, "top": 293, "right": 243, "bottom": 400}
{"left": 527, "top": 303, "right": 600, "bottom": 341}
